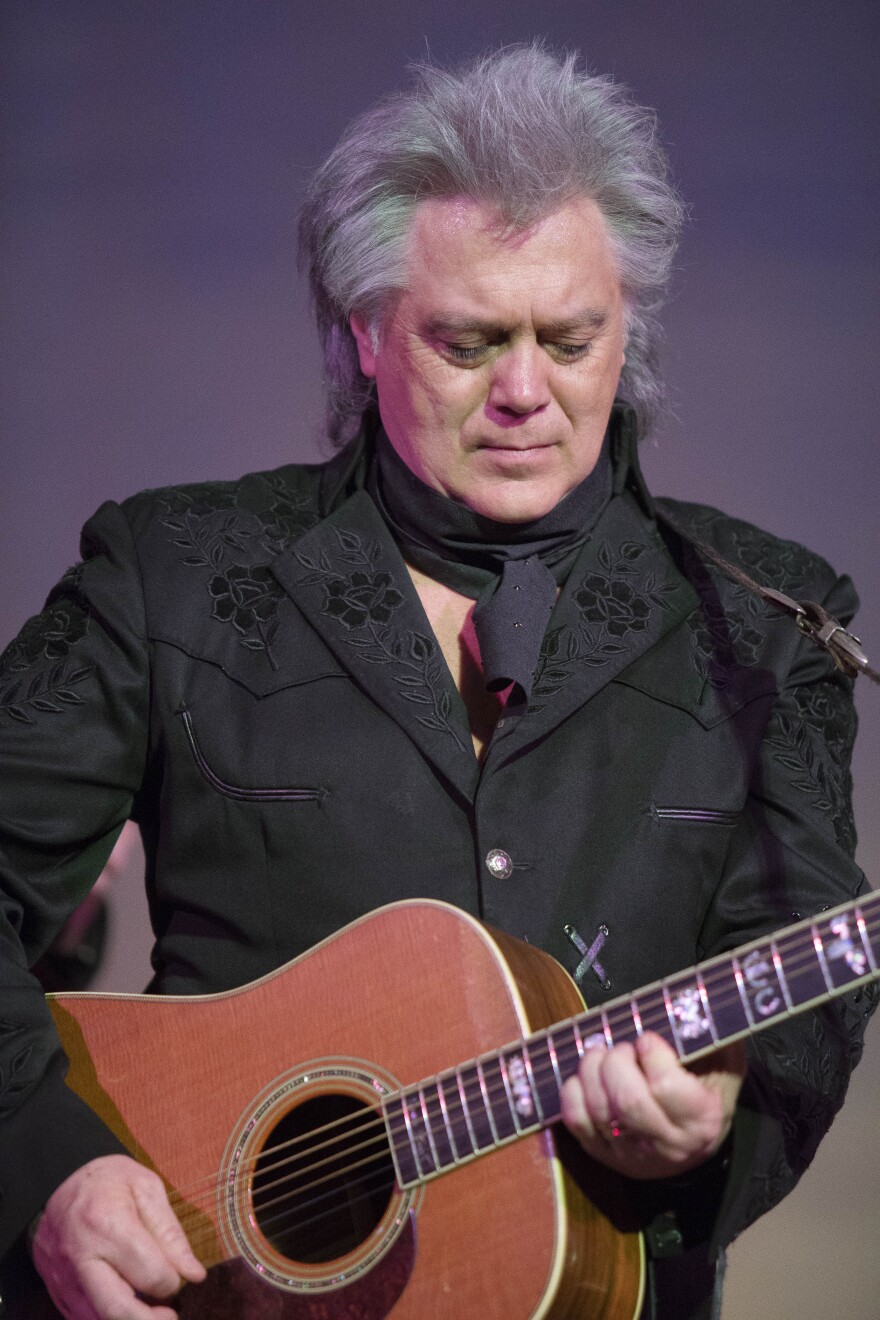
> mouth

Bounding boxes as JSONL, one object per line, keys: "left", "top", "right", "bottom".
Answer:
{"left": 477, "top": 437, "right": 556, "bottom": 452}
{"left": 476, "top": 440, "right": 557, "bottom": 458}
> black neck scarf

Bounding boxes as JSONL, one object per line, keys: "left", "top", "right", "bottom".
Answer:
{"left": 368, "top": 429, "right": 612, "bottom": 705}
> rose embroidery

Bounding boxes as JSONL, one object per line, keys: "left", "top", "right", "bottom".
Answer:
{"left": 158, "top": 475, "right": 319, "bottom": 666}
{"left": 531, "top": 539, "right": 678, "bottom": 704}
{"left": 1, "top": 601, "right": 89, "bottom": 672}
{"left": 296, "top": 528, "right": 464, "bottom": 750}
{"left": 687, "top": 603, "right": 765, "bottom": 688}
{"left": 208, "top": 565, "right": 282, "bottom": 635}
{"left": 575, "top": 573, "right": 651, "bottom": 637}
{"left": 322, "top": 571, "right": 404, "bottom": 630}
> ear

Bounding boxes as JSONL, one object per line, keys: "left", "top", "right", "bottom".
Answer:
{"left": 349, "top": 312, "right": 378, "bottom": 378}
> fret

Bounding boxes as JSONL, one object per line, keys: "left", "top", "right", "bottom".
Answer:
{"left": 451, "top": 1069, "right": 479, "bottom": 1155}
{"left": 813, "top": 928, "right": 835, "bottom": 994}
{"left": 477, "top": 1061, "right": 498, "bottom": 1145}
{"left": 496, "top": 1045, "right": 538, "bottom": 1129}
{"left": 662, "top": 976, "right": 714, "bottom": 1057}
{"left": 524, "top": 1040, "right": 559, "bottom": 1121}
{"left": 432, "top": 1077, "right": 461, "bottom": 1161}
{"left": 601, "top": 1009, "right": 614, "bottom": 1048}
{"left": 439, "top": 1071, "right": 474, "bottom": 1160}
{"left": 707, "top": 958, "right": 752, "bottom": 1040}
{"left": 457, "top": 1063, "right": 495, "bottom": 1151}
{"left": 696, "top": 973, "right": 720, "bottom": 1045}
{"left": 420, "top": 1083, "right": 455, "bottom": 1170}
{"left": 630, "top": 997, "right": 644, "bottom": 1036}
{"left": 572, "top": 1014, "right": 609, "bottom": 1058}
{"left": 856, "top": 910, "right": 878, "bottom": 975}
{"left": 402, "top": 1088, "right": 436, "bottom": 1176}
{"left": 732, "top": 939, "right": 788, "bottom": 1023}
{"left": 417, "top": 1087, "right": 442, "bottom": 1170}
{"left": 494, "top": 1053, "right": 523, "bottom": 1136}
{"left": 384, "top": 1094, "right": 420, "bottom": 1187}
{"left": 771, "top": 943, "right": 794, "bottom": 1011}
{"left": 546, "top": 1030, "right": 565, "bottom": 1093}
{"left": 732, "top": 956, "right": 756, "bottom": 1029}
{"left": 814, "top": 908, "right": 875, "bottom": 990}
{"left": 481, "top": 1055, "right": 517, "bottom": 1141}
{"left": 521, "top": 1045, "right": 544, "bottom": 1123}
{"left": 551, "top": 1023, "right": 585, "bottom": 1078}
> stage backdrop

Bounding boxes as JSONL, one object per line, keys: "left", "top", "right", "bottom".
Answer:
{"left": 2, "top": 3, "right": 878, "bottom": 1316}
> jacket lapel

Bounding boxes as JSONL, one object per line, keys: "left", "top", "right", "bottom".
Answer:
{"left": 270, "top": 490, "right": 479, "bottom": 801}
{"left": 485, "top": 491, "right": 700, "bottom": 765}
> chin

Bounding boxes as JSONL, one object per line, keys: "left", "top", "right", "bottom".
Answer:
{"left": 462, "top": 485, "right": 566, "bottom": 524}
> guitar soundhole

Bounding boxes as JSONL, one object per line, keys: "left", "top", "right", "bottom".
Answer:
{"left": 251, "top": 1091, "right": 397, "bottom": 1265}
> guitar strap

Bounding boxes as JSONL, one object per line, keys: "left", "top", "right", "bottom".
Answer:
{"left": 656, "top": 508, "right": 880, "bottom": 688}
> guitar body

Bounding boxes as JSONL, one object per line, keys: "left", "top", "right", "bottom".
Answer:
{"left": 30, "top": 901, "right": 643, "bottom": 1320}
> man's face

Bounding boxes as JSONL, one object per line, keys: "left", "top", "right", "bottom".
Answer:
{"left": 350, "top": 195, "right": 626, "bottom": 523}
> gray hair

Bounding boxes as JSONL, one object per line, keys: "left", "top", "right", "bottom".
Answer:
{"left": 299, "top": 44, "right": 684, "bottom": 443}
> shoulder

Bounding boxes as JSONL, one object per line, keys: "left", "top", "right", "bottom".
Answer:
{"left": 117, "top": 460, "right": 331, "bottom": 550}
{"left": 72, "top": 457, "right": 347, "bottom": 653}
{"left": 654, "top": 496, "right": 852, "bottom": 610}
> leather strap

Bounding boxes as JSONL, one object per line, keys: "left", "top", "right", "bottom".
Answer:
{"left": 656, "top": 509, "right": 880, "bottom": 687}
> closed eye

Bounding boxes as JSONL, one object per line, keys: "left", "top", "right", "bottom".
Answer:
{"left": 442, "top": 339, "right": 592, "bottom": 366}
{"left": 545, "top": 341, "right": 592, "bottom": 362}
{"left": 444, "top": 343, "right": 490, "bottom": 363}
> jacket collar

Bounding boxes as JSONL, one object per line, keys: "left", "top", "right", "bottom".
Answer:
{"left": 271, "top": 405, "right": 697, "bottom": 798}
{"left": 271, "top": 489, "right": 480, "bottom": 802}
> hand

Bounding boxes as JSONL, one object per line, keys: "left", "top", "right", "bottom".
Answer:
{"left": 560, "top": 1032, "right": 747, "bottom": 1181}
{"left": 31, "top": 1154, "right": 206, "bottom": 1320}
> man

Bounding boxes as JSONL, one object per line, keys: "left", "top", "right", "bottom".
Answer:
{"left": 0, "top": 45, "right": 874, "bottom": 1320}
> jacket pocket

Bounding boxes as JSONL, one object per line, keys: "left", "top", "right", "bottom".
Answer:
{"left": 651, "top": 804, "right": 739, "bottom": 826}
{"left": 178, "top": 707, "right": 327, "bottom": 803}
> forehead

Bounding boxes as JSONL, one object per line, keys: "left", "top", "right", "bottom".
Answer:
{"left": 399, "top": 195, "right": 622, "bottom": 322}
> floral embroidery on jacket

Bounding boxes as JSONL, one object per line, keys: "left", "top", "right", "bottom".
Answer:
{"left": 0, "top": 593, "right": 93, "bottom": 725}
{"left": 764, "top": 680, "right": 858, "bottom": 854}
{"left": 322, "top": 571, "right": 405, "bottom": 630}
{"left": 207, "top": 565, "right": 283, "bottom": 648}
{"left": 741, "top": 984, "right": 872, "bottom": 1230}
{"left": 295, "top": 528, "right": 465, "bottom": 750}
{"left": 532, "top": 539, "right": 678, "bottom": 702}
{"left": 157, "top": 474, "right": 318, "bottom": 668}
{"left": 686, "top": 599, "right": 766, "bottom": 690}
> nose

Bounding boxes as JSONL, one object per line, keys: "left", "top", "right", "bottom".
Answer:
{"left": 486, "top": 341, "right": 551, "bottom": 422}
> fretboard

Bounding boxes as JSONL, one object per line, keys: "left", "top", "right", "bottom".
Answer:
{"left": 384, "top": 890, "right": 880, "bottom": 1187}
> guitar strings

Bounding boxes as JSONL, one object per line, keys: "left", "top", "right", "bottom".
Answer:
{"left": 172, "top": 899, "right": 877, "bottom": 1213}
{"left": 161, "top": 908, "right": 880, "bottom": 1258}
{"left": 174, "top": 908, "right": 880, "bottom": 1235}
{"left": 164, "top": 908, "right": 880, "bottom": 1219}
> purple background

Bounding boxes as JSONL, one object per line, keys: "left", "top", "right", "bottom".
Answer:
{"left": 2, "top": 3, "right": 878, "bottom": 1314}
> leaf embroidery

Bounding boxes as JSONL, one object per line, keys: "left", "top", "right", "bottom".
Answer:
{"left": 531, "top": 540, "right": 676, "bottom": 703}
{"left": 157, "top": 475, "right": 319, "bottom": 667}
{"left": 295, "top": 528, "right": 465, "bottom": 751}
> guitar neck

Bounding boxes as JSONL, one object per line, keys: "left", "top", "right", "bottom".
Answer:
{"left": 385, "top": 890, "right": 880, "bottom": 1186}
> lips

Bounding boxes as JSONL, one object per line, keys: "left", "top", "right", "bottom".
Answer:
{"left": 477, "top": 440, "right": 556, "bottom": 453}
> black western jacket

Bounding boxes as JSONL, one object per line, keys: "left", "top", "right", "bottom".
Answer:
{"left": 0, "top": 411, "right": 874, "bottom": 1302}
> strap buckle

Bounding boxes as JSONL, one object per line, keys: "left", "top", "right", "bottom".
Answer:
{"left": 760, "top": 588, "right": 869, "bottom": 679}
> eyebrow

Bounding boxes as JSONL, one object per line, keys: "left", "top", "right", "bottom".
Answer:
{"left": 424, "top": 309, "right": 609, "bottom": 338}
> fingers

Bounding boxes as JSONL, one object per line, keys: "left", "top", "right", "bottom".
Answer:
{"left": 560, "top": 1032, "right": 744, "bottom": 1179}
{"left": 133, "top": 1173, "right": 206, "bottom": 1285}
{"left": 32, "top": 1154, "right": 206, "bottom": 1320}
{"left": 63, "top": 1259, "right": 181, "bottom": 1320}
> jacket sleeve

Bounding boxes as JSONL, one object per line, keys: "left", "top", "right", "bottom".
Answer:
{"left": 0, "top": 500, "right": 150, "bottom": 1257}
{"left": 638, "top": 570, "right": 877, "bottom": 1265}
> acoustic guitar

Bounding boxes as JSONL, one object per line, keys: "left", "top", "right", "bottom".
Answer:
{"left": 10, "top": 892, "right": 880, "bottom": 1319}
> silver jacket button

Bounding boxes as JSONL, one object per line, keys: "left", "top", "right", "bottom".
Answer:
{"left": 485, "top": 848, "right": 513, "bottom": 879}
